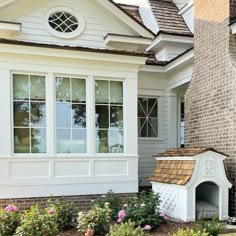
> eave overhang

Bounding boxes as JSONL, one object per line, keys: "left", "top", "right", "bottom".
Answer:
{"left": 0, "top": 20, "right": 21, "bottom": 32}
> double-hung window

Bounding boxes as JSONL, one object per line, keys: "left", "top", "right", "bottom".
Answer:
{"left": 138, "top": 97, "right": 159, "bottom": 138}
{"left": 13, "top": 74, "right": 46, "bottom": 153}
{"left": 56, "top": 76, "right": 86, "bottom": 153}
{"left": 95, "top": 80, "right": 123, "bottom": 153}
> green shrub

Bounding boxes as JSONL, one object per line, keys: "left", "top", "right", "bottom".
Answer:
{"left": 0, "top": 205, "right": 20, "bottom": 236}
{"left": 14, "top": 205, "right": 58, "bottom": 236}
{"left": 198, "top": 215, "right": 223, "bottom": 236}
{"left": 121, "top": 190, "right": 161, "bottom": 228}
{"left": 107, "top": 220, "right": 148, "bottom": 236}
{"left": 172, "top": 228, "right": 209, "bottom": 236}
{"left": 77, "top": 203, "right": 111, "bottom": 235}
{"left": 49, "top": 198, "right": 77, "bottom": 230}
{"left": 92, "top": 190, "right": 122, "bottom": 220}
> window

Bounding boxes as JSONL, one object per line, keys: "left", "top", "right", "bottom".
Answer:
{"left": 138, "top": 97, "right": 158, "bottom": 137}
{"left": 13, "top": 74, "right": 46, "bottom": 153}
{"left": 56, "top": 77, "right": 86, "bottom": 153}
{"left": 95, "top": 80, "right": 123, "bottom": 153}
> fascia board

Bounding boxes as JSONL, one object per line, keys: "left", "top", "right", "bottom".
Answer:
{"left": 104, "top": 34, "right": 152, "bottom": 46}
{"left": 0, "top": 43, "right": 148, "bottom": 65}
{"left": 96, "top": 0, "right": 154, "bottom": 38}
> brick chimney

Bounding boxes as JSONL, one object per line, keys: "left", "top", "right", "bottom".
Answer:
{"left": 185, "top": 0, "right": 236, "bottom": 215}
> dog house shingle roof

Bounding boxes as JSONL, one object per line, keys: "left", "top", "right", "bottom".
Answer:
{"left": 149, "top": 160, "right": 195, "bottom": 185}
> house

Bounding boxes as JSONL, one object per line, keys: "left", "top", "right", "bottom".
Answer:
{"left": 0, "top": 0, "right": 194, "bottom": 209}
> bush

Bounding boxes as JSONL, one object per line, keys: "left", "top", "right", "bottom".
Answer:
{"left": 107, "top": 220, "right": 148, "bottom": 236}
{"left": 119, "top": 190, "right": 161, "bottom": 228}
{"left": 92, "top": 190, "right": 122, "bottom": 220}
{"left": 172, "top": 228, "right": 209, "bottom": 236}
{"left": 198, "top": 215, "right": 223, "bottom": 236}
{"left": 0, "top": 205, "right": 20, "bottom": 236}
{"left": 14, "top": 205, "right": 58, "bottom": 236}
{"left": 77, "top": 203, "right": 111, "bottom": 235}
{"left": 49, "top": 198, "right": 77, "bottom": 230}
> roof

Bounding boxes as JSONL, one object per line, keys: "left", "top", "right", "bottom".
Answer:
{"left": 146, "top": 54, "right": 169, "bottom": 66}
{"left": 153, "top": 147, "right": 226, "bottom": 157}
{"left": 148, "top": 0, "right": 192, "bottom": 36}
{"left": 149, "top": 160, "right": 195, "bottom": 185}
{"left": 0, "top": 38, "right": 151, "bottom": 57}
{"left": 118, "top": 3, "right": 143, "bottom": 23}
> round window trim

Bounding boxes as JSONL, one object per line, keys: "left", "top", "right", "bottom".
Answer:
{"left": 45, "top": 7, "right": 85, "bottom": 39}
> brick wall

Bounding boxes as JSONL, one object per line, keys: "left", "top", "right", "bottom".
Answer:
{"left": 185, "top": 0, "right": 236, "bottom": 215}
{"left": 0, "top": 193, "right": 134, "bottom": 212}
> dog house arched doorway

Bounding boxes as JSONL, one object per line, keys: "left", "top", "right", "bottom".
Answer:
{"left": 195, "top": 181, "right": 219, "bottom": 219}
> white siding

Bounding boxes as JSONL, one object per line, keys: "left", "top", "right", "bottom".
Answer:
{"left": 0, "top": 0, "right": 137, "bottom": 48}
{"left": 138, "top": 72, "right": 169, "bottom": 186}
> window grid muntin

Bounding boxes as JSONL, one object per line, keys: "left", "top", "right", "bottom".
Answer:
{"left": 138, "top": 97, "right": 159, "bottom": 138}
{"left": 95, "top": 80, "right": 124, "bottom": 153}
{"left": 13, "top": 74, "right": 46, "bottom": 154}
{"left": 55, "top": 76, "right": 86, "bottom": 154}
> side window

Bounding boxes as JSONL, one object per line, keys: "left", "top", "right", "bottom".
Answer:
{"left": 55, "top": 77, "right": 86, "bottom": 153}
{"left": 95, "top": 80, "right": 123, "bottom": 153}
{"left": 13, "top": 74, "right": 46, "bottom": 153}
{"left": 138, "top": 97, "right": 158, "bottom": 138}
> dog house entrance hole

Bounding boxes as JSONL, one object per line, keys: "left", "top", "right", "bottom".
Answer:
{"left": 196, "top": 181, "right": 219, "bottom": 219}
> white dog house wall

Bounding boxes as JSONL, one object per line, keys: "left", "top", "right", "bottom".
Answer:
{"left": 149, "top": 148, "right": 232, "bottom": 222}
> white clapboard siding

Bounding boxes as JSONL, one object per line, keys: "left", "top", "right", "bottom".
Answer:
{"left": 138, "top": 72, "right": 169, "bottom": 186}
{"left": 0, "top": 0, "right": 137, "bottom": 48}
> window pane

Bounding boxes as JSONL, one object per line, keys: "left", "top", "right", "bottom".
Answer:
{"left": 56, "top": 103, "right": 71, "bottom": 128}
{"left": 30, "top": 75, "right": 45, "bottom": 100}
{"left": 71, "top": 78, "right": 86, "bottom": 102}
{"left": 138, "top": 98, "right": 147, "bottom": 116}
{"left": 72, "top": 129, "right": 87, "bottom": 153}
{"left": 31, "top": 128, "right": 46, "bottom": 153}
{"left": 110, "top": 106, "right": 123, "bottom": 128}
{"left": 148, "top": 118, "right": 158, "bottom": 137}
{"left": 56, "top": 129, "right": 71, "bottom": 153}
{"left": 95, "top": 80, "right": 109, "bottom": 104}
{"left": 14, "top": 128, "right": 30, "bottom": 153}
{"left": 110, "top": 81, "right": 123, "bottom": 104}
{"left": 14, "top": 101, "right": 29, "bottom": 127}
{"left": 109, "top": 128, "right": 123, "bottom": 153}
{"left": 31, "top": 102, "right": 46, "bottom": 127}
{"left": 96, "top": 129, "right": 109, "bottom": 153}
{"left": 72, "top": 104, "right": 86, "bottom": 128}
{"left": 138, "top": 100, "right": 146, "bottom": 117}
{"left": 56, "top": 77, "right": 70, "bottom": 101}
{"left": 13, "top": 74, "right": 29, "bottom": 100}
{"left": 138, "top": 118, "right": 147, "bottom": 137}
{"left": 148, "top": 98, "right": 158, "bottom": 117}
{"left": 95, "top": 105, "right": 109, "bottom": 128}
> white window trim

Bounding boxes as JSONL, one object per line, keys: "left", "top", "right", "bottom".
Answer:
{"left": 44, "top": 6, "right": 85, "bottom": 39}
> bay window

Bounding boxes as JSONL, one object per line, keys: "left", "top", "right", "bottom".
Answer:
{"left": 13, "top": 74, "right": 46, "bottom": 153}
{"left": 56, "top": 77, "right": 86, "bottom": 153}
{"left": 95, "top": 80, "right": 124, "bottom": 153}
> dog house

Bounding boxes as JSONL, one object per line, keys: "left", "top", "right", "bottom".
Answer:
{"left": 149, "top": 148, "right": 232, "bottom": 222}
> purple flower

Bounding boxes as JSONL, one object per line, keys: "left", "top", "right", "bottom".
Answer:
{"left": 48, "top": 208, "right": 56, "bottom": 214}
{"left": 160, "top": 213, "right": 168, "bottom": 220}
{"left": 5, "top": 205, "right": 18, "bottom": 212}
{"left": 144, "top": 225, "right": 152, "bottom": 230}
{"left": 118, "top": 210, "right": 126, "bottom": 220}
{"left": 117, "top": 218, "right": 122, "bottom": 223}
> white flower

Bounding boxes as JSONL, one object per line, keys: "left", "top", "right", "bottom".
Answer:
{"left": 123, "top": 204, "right": 128, "bottom": 207}
{"left": 141, "top": 203, "right": 145, "bottom": 207}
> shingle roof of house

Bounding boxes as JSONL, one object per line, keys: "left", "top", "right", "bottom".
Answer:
{"left": 148, "top": 0, "right": 193, "bottom": 36}
{"left": 149, "top": 160, "right": 195, "bottom": 185}
{"left": 118, "top": 3, "right": 143, "bottom": 23}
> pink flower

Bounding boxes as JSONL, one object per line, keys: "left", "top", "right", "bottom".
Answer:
{"left": 117, "top": 218, "right": 122, "bottom": 223}
{"left": 48, "top": 208, "right": 56, "bottom": 214}
{"left": 160, "top": 213, "right": 168, "bottom": 220}
{"left": 5, "top": 205, "right": 18, "bottom": 212}
{"left": 85, "top": 229, "right": 94, "bottom": 236}
{"left": 118, "top": 210, "right": 126, "bottom": 220}
{"left": 144, "top": 225, "right": 152, "bottom": 230}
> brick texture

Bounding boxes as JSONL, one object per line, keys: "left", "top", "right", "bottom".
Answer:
{"left": 0, "top": 193, "right": 135, "bottom": 212}
{"left": 185, "top": 0, "right": 236, "bottom": 215}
